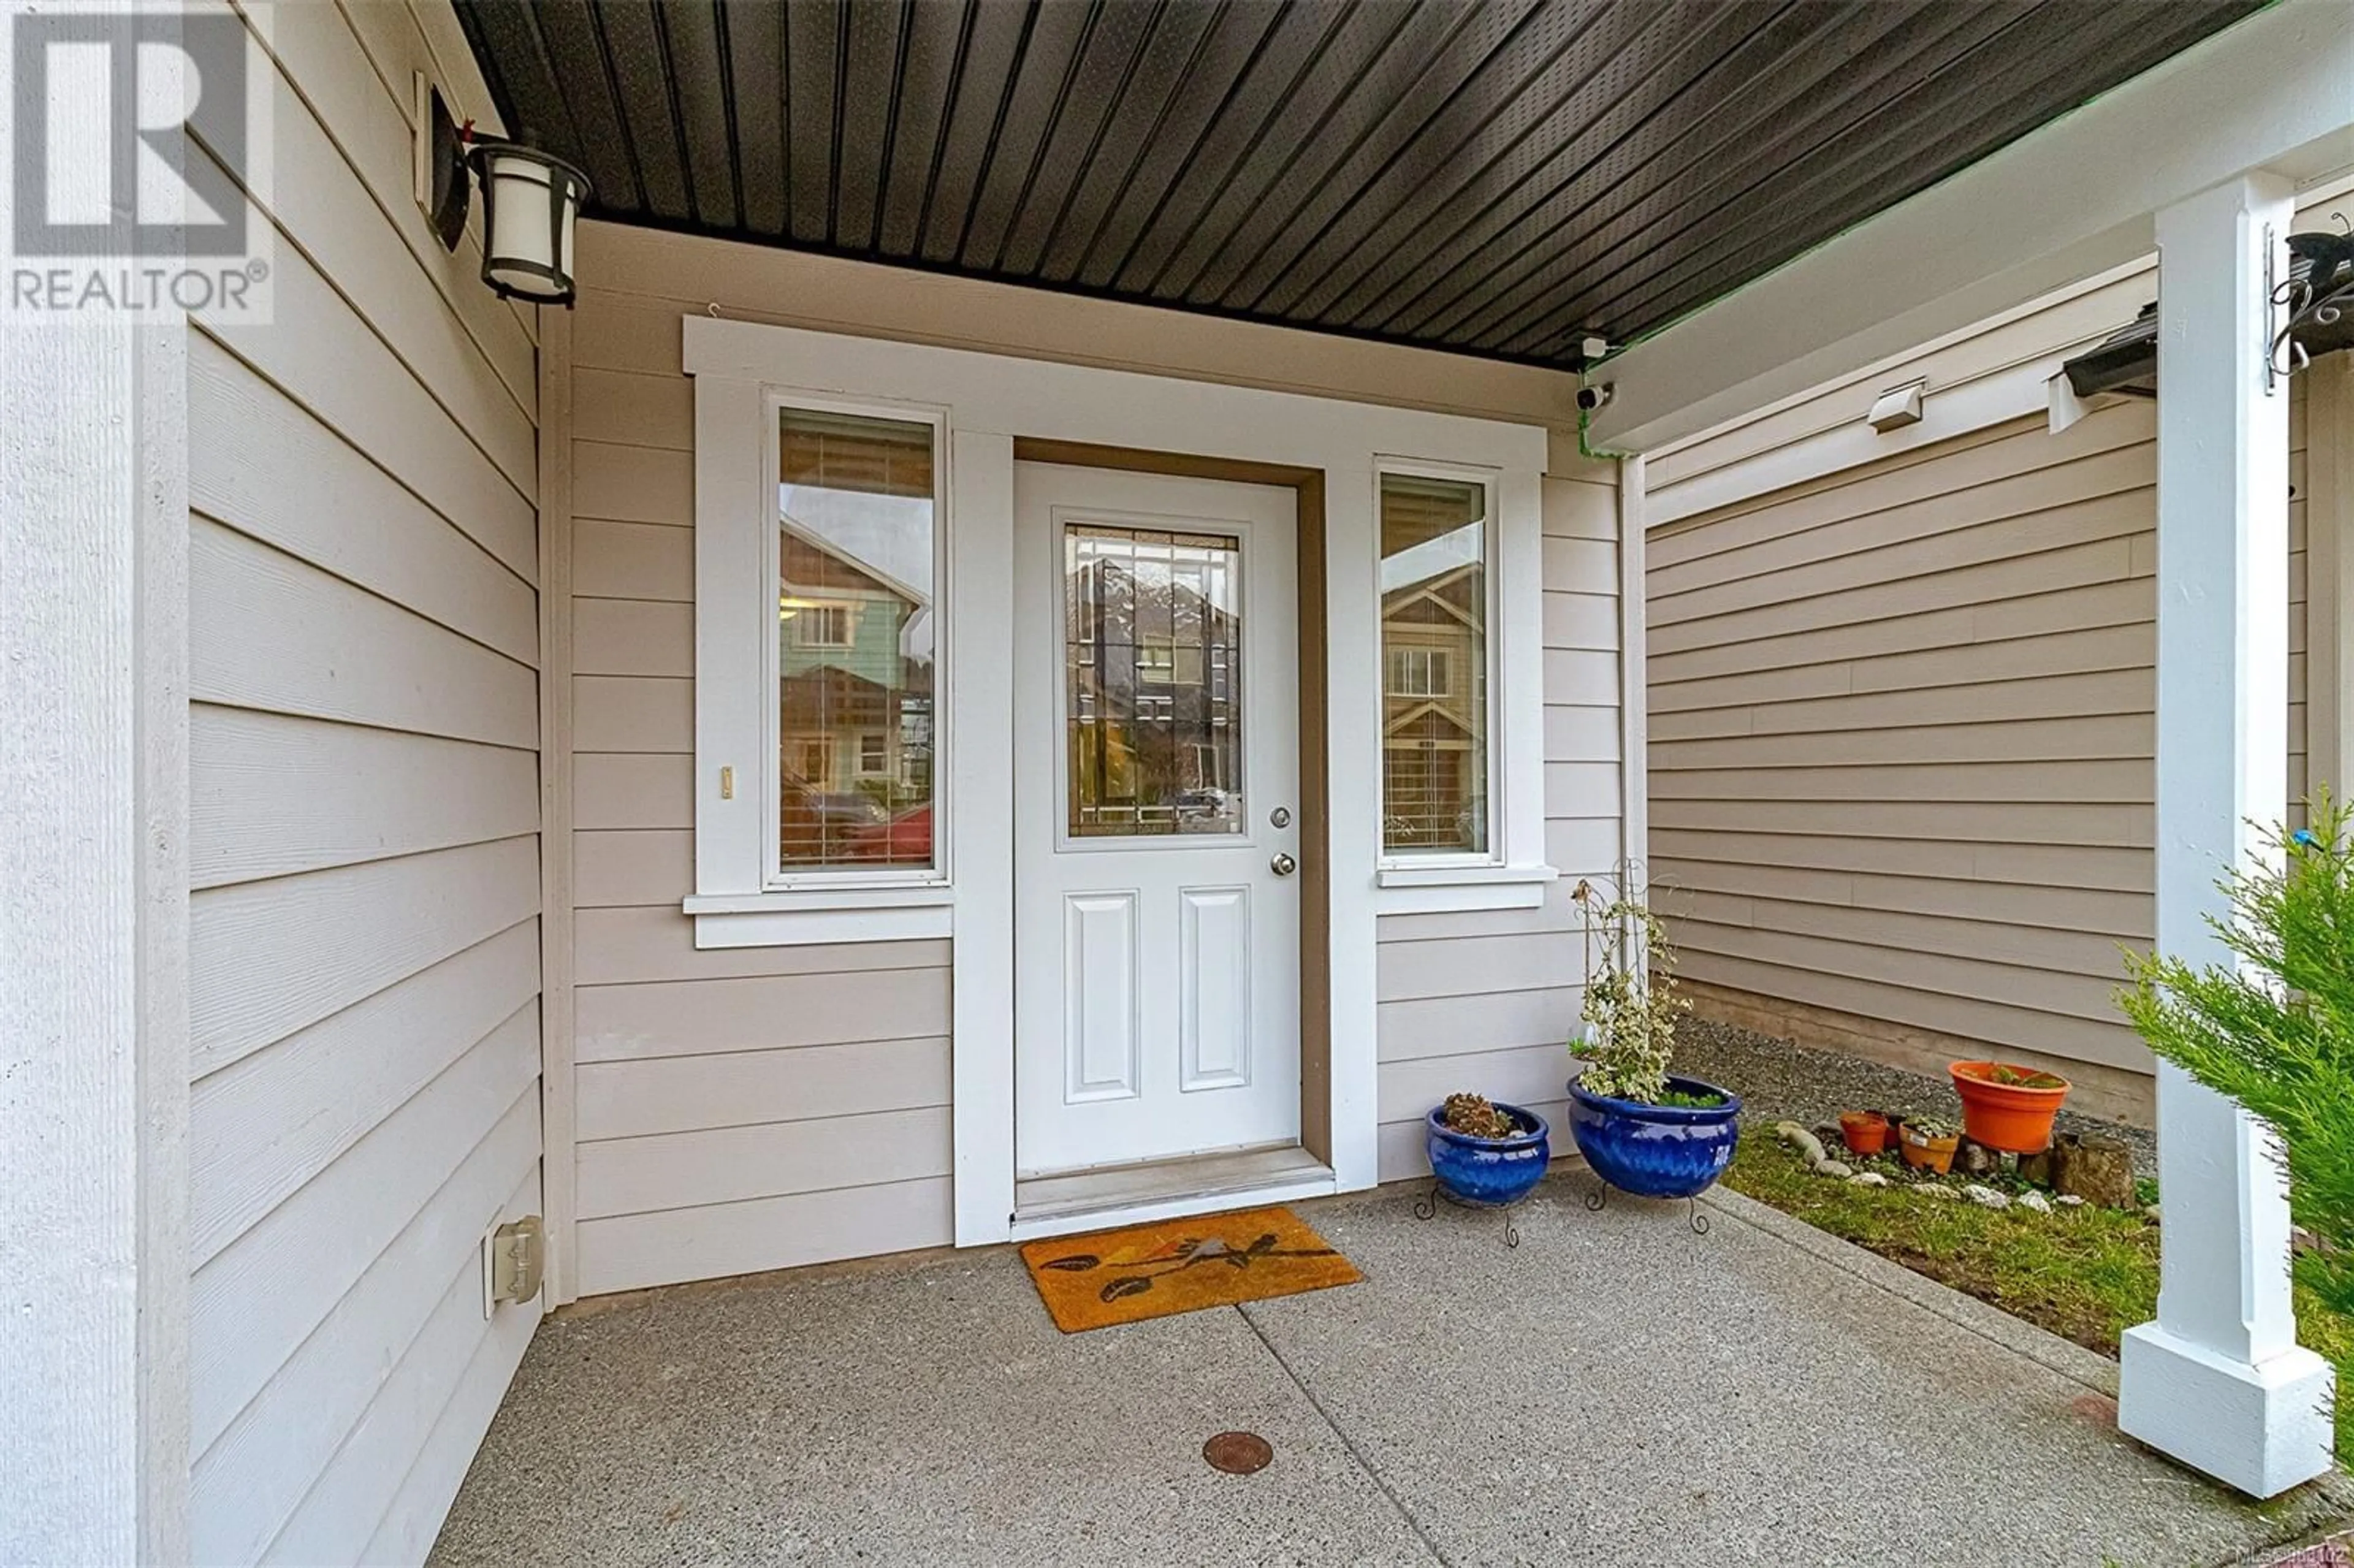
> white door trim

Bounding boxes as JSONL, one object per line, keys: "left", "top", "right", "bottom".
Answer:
{"left": 681, "top": 314, "right": 1548, "bottom": 1247}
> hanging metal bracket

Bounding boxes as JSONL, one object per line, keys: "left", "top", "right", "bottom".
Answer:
{"left": 2266, "top": 223, "right": 2287, "bottom": 394}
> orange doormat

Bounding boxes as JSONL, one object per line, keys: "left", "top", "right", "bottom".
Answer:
{"left": 1019, "top": 1205, "right": 1361, "bottom": 1333}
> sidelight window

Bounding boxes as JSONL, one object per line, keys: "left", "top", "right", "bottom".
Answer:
{"left": 1378, "top": 468, "right": 1493, "bottom": 858}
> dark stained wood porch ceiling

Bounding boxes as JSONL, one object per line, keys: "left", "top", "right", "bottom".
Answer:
{"left": 452, "top": 1, "right": 2260, "bottom": 369}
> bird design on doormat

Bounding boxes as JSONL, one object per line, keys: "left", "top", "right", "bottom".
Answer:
{"left": 1038, "top": 1231, "right": 1343, "bottom": 1303}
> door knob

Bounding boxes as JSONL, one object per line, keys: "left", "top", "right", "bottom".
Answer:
{"left": 1270, "top": 853, "right": 1298, "bottom": 877}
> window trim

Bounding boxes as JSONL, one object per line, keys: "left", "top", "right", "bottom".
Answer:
{"left": 1369, "top": 454, "right": 1553, "bottom": 912}
{"left": 685, "top": 375, "right": 955, "bottom": 946}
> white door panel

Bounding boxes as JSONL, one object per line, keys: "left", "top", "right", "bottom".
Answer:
{"left": 1013, "top": 463, "right": 1301, "bottom": 1178}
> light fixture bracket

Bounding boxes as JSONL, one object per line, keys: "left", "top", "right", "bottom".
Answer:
{"left": 417, "top": 78, "right": 470, "bottom": 254}
{"left": 409, "top": 75, "right": 591, "bottom": 306}
{"left": 2270, "top": 218, "right": 2354, "bottom": 384}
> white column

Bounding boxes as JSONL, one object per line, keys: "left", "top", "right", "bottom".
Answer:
{"left": 2117, "top": 173, "right": 2336, "bottom": 1498}
{"left": 0, "top": 327, "right": 191, "bottom": 1560}
{"left": 0, "top": 8, "right": 190, "bottom": 1555}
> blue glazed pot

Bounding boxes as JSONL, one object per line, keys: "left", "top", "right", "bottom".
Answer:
{"left": 1425, "top": 1103, "right": 1552, "bottom": 1207}
{"left": 1565, "top": 1071, "right": 1742, "bottom": 1199}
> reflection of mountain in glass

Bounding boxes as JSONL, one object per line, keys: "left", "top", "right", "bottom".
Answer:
{"left": 1065, "top": 525, "right": 1243, "bottom": 837}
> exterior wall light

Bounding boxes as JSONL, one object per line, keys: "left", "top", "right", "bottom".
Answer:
{"left": 414, "top": 77, "right": 592, "bottom": 308}
{"left": 467, "top": 140, "right": 592, "bottom": 306}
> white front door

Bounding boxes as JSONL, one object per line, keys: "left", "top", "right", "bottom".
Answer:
{"left": 1013, "top": 462, "right": 1303, "bottom": 1179}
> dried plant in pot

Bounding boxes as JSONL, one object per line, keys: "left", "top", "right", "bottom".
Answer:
{"left": 1425, "top": 1093, "right": 1551, "bottom": 1208}
{"left": 1563, "top": 873, "right": 1742, "bottom": 1201}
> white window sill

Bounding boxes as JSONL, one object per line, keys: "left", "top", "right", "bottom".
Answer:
{"left": 1373, "top": 862, "right": 1557, "bottom": 915}
{"left": 684, "top": 888, "right": 953, "bottom": 949}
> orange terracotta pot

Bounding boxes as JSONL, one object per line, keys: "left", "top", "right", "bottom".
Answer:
{"left": 1899, "top": 1125, "right": 1958, "bottom": 1175}
{"left": 1838, "top": 1111, "right": 1889, "bottom": 1157}
{"left": 1949, "top": 1060, "right": 2072, "bottom": 1154}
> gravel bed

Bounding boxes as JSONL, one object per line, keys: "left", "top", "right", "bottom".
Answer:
{"left": 1670, "top": 1014, "right": 2159, "bottom": 1173}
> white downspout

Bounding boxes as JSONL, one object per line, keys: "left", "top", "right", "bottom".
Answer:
{"left": 1617, "top": 455, "right": 1647, "bottom": 897}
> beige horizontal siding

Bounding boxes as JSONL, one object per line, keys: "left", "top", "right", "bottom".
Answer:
{"left": 1371, "top": 464, "right": 1617, "bottom": 1182}
{"left": 564, "top": 307, "right": 956, "bottom": 1293}
{"left": 185, "top": 3, "right": 540, "bottom": 1561}
{"left": 1648, "top": 383, "right": 2314, "bottom": 1108}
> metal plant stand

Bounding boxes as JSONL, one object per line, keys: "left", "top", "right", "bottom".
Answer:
{"left": 1414, "top": 1182, "right": 1527, "bottom": 1248}
{"left": 1579, "top": 1181, "right": 1710, "bottom": 1235}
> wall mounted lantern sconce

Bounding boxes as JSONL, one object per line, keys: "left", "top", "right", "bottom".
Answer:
{"left": 414, "top": 78, "right": 592, "bottom": 308}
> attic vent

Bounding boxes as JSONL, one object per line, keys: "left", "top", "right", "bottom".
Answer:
{"left": 1867, "top": 381, "right": 1925, "bottom": 433}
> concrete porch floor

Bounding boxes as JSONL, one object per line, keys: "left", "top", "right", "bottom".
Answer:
{"left": 431, "top": 1175, "right": 2350, "bottom": 1567}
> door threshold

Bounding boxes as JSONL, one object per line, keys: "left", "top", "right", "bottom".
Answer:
{"left": 1010, "top": 1145, "right": 1335, "bottom": 1243}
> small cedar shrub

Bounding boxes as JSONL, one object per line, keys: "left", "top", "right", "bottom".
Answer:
{"left": 2123, "top": 794, "right": 2354, "bottom": 1325}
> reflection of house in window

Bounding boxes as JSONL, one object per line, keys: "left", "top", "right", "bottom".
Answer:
{"left": 895, "top": 696, "right": 931, "bottom": 790}
{"left": 791, "top": 601, "right": 853, "bottom": 647}
{"left": 1387, "top": 647, "right": 1452, "bottom": 698}
{"left": 1137, "top": 637, "right": 1205, "bottom": 687}
{"left": 1380, "top": 486, "right": 1488, "bottom": 853}
{"left": 775, "top": 404, "right": 937, "bottom": 870}
{"left": 779, "top": 522, "right": 932, "bottom": 860}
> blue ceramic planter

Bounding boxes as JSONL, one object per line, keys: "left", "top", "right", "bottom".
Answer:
{"left": 1565, "top": 1072, "right": 1742, "bottom": 1199}
{"left": 1425, "top": 1103, "right": 1552, "bottom": 1207}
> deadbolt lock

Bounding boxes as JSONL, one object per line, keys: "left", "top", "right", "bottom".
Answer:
{"left": 1269, "top": 806, "right": 1292, "bottom": 828}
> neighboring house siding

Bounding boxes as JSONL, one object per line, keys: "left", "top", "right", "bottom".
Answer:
{"left": 1374, "top": 457, "right": 1621, "bottom": 1181}
{"left": 1644, "top": 386, "right": 2314, "bottom": 1124}
{"left": 185, "top": 5, "right": 541, "bottom": 1563}
{"left": 562, "top": 224, "right": 1612, "bottom": 1288}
